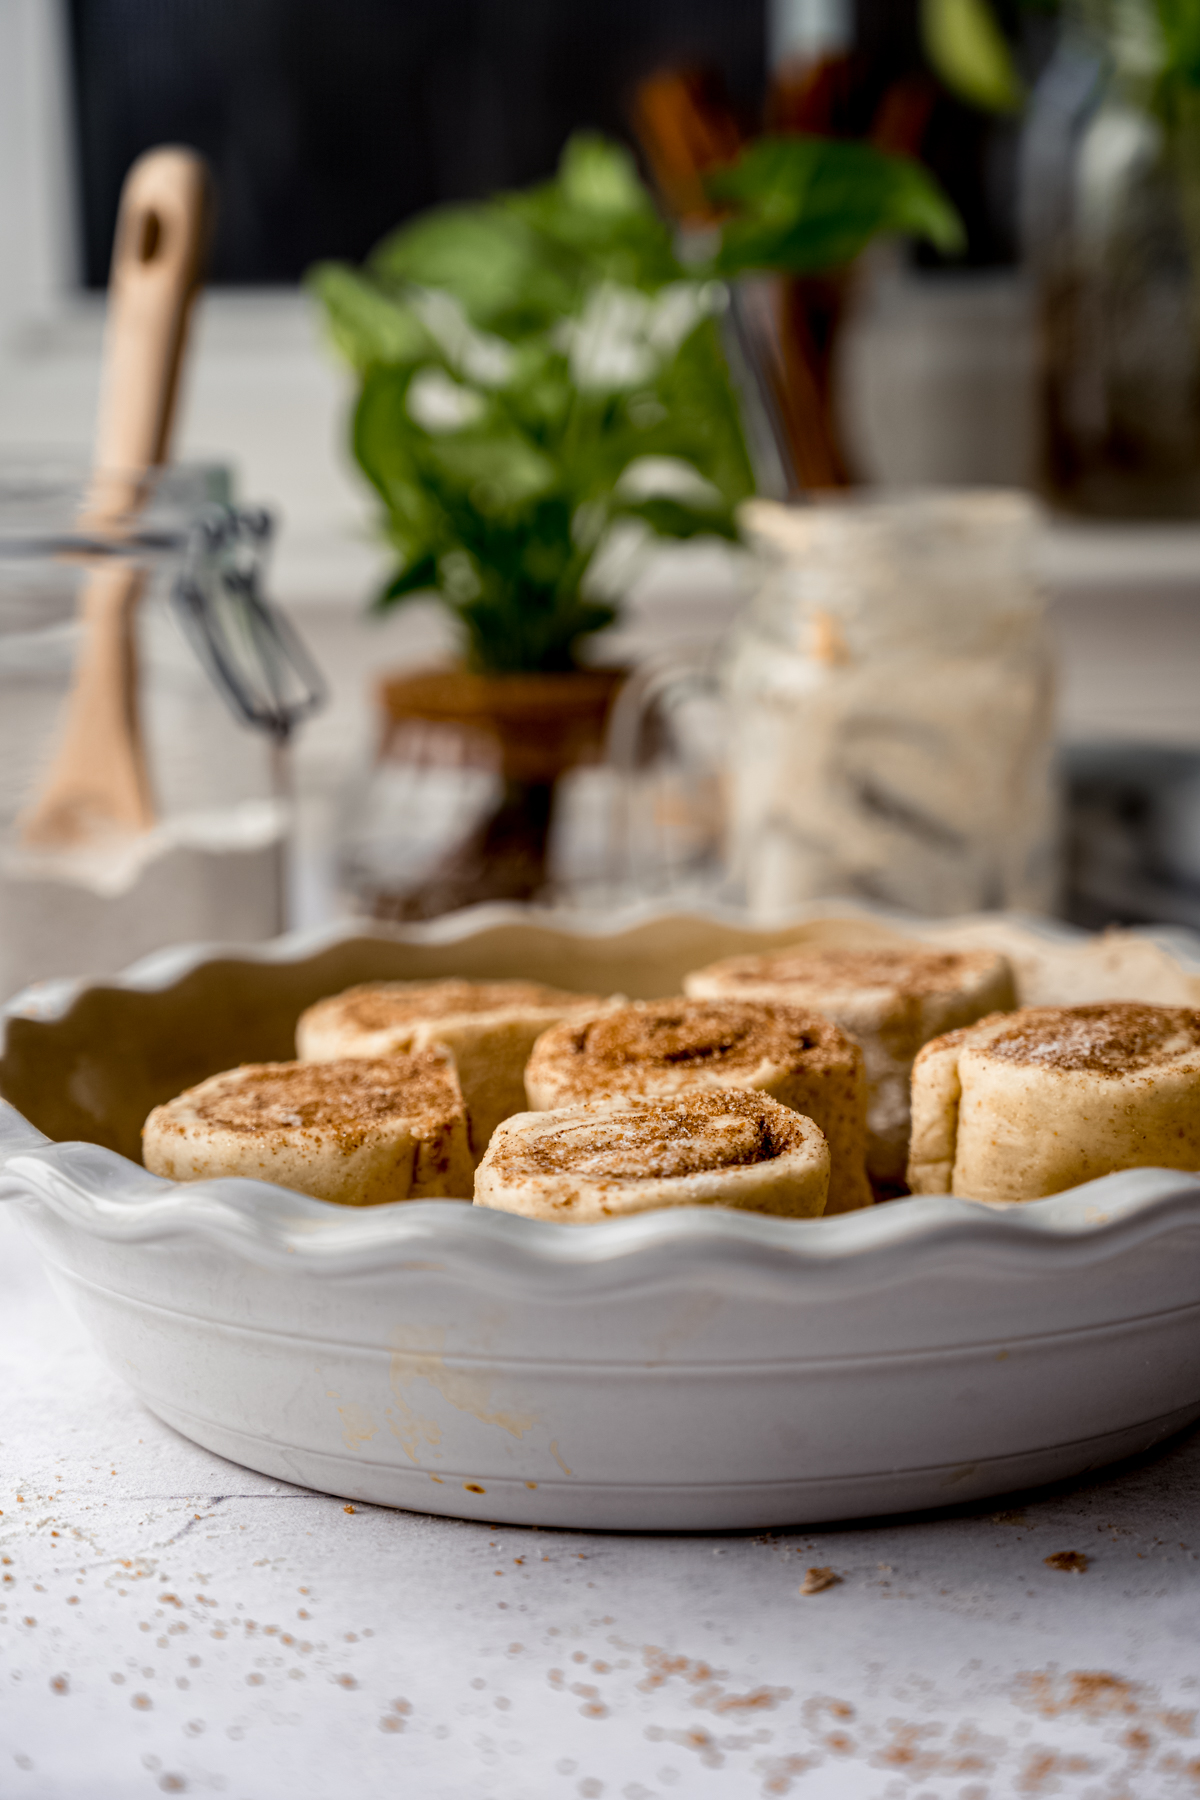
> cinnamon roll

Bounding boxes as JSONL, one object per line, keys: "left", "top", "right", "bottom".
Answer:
{"left": 907, "top": 1001, "right": 1200, "bottom": 1203}
{"left": 686, "top": 943, "right": 1015, "bottom": 1188}
{"left": 143, "top": 1051, "right": 473, "bottom": 1206}
{"left": 475, "top": 1089, "right": 830, "bottom": 1222}
{"left": 296, "top": 978, "right": 605, "bottom": 1157}
{"left": 525, "top": 997, "right": 871, "bottom": 1212}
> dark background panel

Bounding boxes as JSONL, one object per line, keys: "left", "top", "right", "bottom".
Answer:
{"left": 68, "top": 0, "right": 768, "bottom": 286}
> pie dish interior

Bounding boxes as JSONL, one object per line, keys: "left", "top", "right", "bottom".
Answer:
{"left": 5, "top": 903, "right": 1199, "bottom": 1173}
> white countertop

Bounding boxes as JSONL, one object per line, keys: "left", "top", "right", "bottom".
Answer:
{"left": 3, "top": 1206, "right": 1198, "bottom": 1800}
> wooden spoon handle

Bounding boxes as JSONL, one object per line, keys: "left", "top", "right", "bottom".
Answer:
{"left": 20, "top": 566, "right": 153, "bottom": 847}
{"left": 94, "top": 146, "right": 212, "bottom": 492}
{"left": 21, "top": 148, "right": 212, "bottom": 848}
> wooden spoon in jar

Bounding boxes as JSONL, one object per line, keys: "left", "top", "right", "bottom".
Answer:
{"left": 20, "top": 146, "right": 212, "bottom": 848}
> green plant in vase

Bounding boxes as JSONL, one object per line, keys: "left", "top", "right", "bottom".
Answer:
{"left": 309, "top": 132, "right": 960, "bottom": 914}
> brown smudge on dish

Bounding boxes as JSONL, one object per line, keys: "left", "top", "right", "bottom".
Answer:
{"left": 1044, "top": 1551, "right": 1089, "bottom": 1574}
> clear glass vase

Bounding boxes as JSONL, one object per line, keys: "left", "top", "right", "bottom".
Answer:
{"left": 340, "top": 667, "right": 625, "bottom": 920}
{"left": 1021, "top": 1, "right": 1200, "bottom": 515}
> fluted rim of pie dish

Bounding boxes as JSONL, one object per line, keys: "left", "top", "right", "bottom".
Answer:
{"left": 2, "top": 900, "right": 1199, "bottom": 1281}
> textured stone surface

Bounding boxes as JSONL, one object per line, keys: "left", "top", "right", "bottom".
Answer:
{"left": 2, "top": 1207, "right": 1199, "bottom": 1800}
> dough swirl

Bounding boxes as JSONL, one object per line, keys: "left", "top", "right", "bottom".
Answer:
{"left": 525, "top": 997, "right": 870, "bottom": 1212}
{"left": 143, "top": 1051, "right": 473, "bottom": 1206}
{"left": 475, "top": 1088, "right": 829, "bottom": 1222}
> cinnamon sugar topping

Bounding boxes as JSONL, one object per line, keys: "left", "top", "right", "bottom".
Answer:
{"left": 985, "top": 1003, "right": 1200, "bottom": 1075}
{"left": 495, "top": 1090, "right": 805, "bottom": 1183}
{"left": 708, "top": 945, "right": 992, "bottom": 998}
{"left": 331, "top": 979, "right": 595, "bottom": 1032}
{"left": 539, "top": 999, "right": 839, "bottom": 1099}
{"left": 189, "top": 1055, "right": 459, "bottom": 1143}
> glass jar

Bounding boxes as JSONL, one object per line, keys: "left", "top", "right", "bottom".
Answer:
{"left": 0, "top": 457, "right": 315, "bottom": 999}
{"left": 1021, "top": 1, "right": 1200, "bottom": 515}
{"left": 723, "top": 493, "right": 1059, "bottom": 918}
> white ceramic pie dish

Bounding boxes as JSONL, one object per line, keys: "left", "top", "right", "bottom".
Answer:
{"left": 2, "top": 903, "right": 1200, "bottom": 1531}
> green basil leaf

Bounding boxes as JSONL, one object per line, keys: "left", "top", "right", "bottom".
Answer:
{"left": 421, "top": 432, "right": 560, "bottom": 514}
{"left": 921, "top": 0, "right": 1024, "bottom": 114}
{"left": 374, "top": 553, "right": 440, "bottom": 611}
{"left": 371, "top": 205, "right": 577, "bottom": 330}
{"left": 614, "top": 495, "right": 740, "bottom": 541}
{"left": 557, "top": 132, "right": 656, "bottom": 218}
{"left": 306, "top": 263, "right": 429, "bottom": 369}
{"left": 709, "top": 135, "right": 964, "bottom": 275}
{"left": 1157, "top": 0, "right": 1200, "bottom": 87}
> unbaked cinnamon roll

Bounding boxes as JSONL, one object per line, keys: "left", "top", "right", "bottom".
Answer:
{"left": 525, "top": 997, "right": 871, "bottom": 1212}
{"left": 475, "top": 1089, "right": 830, "bottom": 1222}
{"left": 143, "top": 1051, "right": 473, "bottom": 1206}
{"left": 685, "top": 943, "right": 1015, "bottom": 1188}
{"left": 296, "top": 978, "right": 606, "bottom": 1157}
{"left": 907, "top": 1001, "right": 1200, "bottom": 1202}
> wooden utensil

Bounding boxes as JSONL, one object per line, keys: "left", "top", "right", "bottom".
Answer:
{"left": 20, "top": 146, "right": 212, "bottom": 848}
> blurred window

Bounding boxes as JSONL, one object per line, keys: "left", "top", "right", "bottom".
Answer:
{"left": 68, "top": 0, "right": 765, "bottom": 286}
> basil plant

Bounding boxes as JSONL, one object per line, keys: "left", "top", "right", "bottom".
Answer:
{"left": 310, "top": 132, "right": 960, "bottom": 674}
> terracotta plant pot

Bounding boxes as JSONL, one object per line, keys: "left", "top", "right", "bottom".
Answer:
{"left": 371, "top": 665, "right": 625, "bottom": 919}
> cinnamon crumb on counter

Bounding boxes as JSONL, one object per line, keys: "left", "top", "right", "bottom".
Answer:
{"left": 800, "top": 1567, "right": 843, "bottom": 1595}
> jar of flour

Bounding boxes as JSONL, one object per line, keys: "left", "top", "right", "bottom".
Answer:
{"left": 725, "top": 493, "right": 1058, "bottom": 918}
